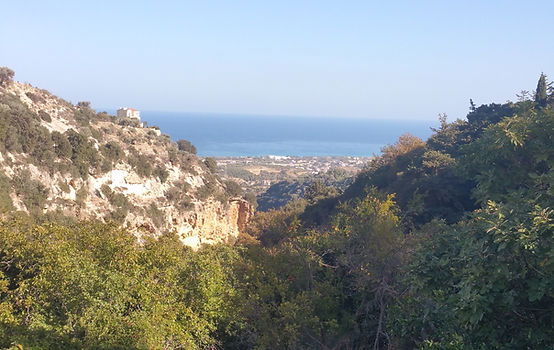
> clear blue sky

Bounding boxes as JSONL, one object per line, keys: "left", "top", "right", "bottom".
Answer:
{"left": 2, "top": 0, "right": 553, "bottom": 120}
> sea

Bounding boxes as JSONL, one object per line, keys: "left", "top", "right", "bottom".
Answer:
{"left": 137, "top": 111, "right": 438, "bottom": 157}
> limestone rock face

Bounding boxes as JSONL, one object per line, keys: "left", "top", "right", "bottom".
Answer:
{"left": 0, "top": 80, "right": 252, "bottom": 248}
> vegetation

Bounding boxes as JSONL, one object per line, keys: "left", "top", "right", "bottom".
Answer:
{"left": 257, "top": 168, "right": 354, "bottom": 211}
{"left": 204, "top": 157, "right": 218, "bottom": 173}
{"left": 100, "top": 184, "right": 132, "bottom": 222}
{"left": 0, "top": 172, "right": 14, "bottom": 212}
{"left": 176, "top": 139, "right": 197, "bottom": 154}
{"left": 0, "top": 67, "right": 14, "bottom": 86}
{"left": 0, "top": 73, "right": 553, "bottom": 349}
{"left": 11, "top": 170, "right": 49, "bottom": 214}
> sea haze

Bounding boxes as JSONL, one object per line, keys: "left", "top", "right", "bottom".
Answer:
{"left": 139, "top": 112, "right": 438, "bottom": 157}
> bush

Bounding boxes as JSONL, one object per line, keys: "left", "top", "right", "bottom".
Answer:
{"left": 153, "top": 165, "right": 169, "bottom": 183}
{"left": 224, "top": 180, "right": 244, "bottom": 197}
{"left": 11, "top": 170, "right": 49, "bottom": 213}
{"left": 117, "top": 118, "right": 141, "bottom": 128}
{"left": 176, "top": 139, "right": 197, "bottom": 154}
{"left": 128, "top": 152, "right": 153, "bottom": 177}
{"left": 204, "top": 157, "right": 217, "bottom": 173}
{"left": 74, "top": 107, "right": 96, "bottom": 126}
{"left": 244, "top": 192, "right": 258, "bottom": 209}
{"left": 0, "top": 67, "right": 14, "bottom": 86}
{"left": 76, "top": 101, "right": 91, "bottom": 108}
{"left": 26, "top": 92, "right": 45, "bottom": 104}
{"left": 0, "top": 221, "right": 245, "bottom": 349}
{"left": 65, "top": 129, "right": 100, "bottom": 177}
{"left": 51, "top": 131, "right": 72, "bottom": 158}
{"left": 101, "top": 184, "right": 132, "bottom": 222}
{"left": 146, "top": 203, "right": 165, "bottom": 228}
{"left": 0, "top": 172, "right": 14, "bottom": 212}
{"left": 75, "top": 185, "right": 88, "bottom": 205}
{"left": 197, "top": 181, "right": 218, "bottom": 200}
{"left": 100, "top": 141, "right": 124, "bottom": 163}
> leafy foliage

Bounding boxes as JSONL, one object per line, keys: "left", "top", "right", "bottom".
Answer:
{"left": 0, "top": 221, "right": 246, "bottom": 349}
{"left": 1, "top": 72, "right": 553, "bottom": 349}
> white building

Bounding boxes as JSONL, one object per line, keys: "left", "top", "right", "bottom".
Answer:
{"left": 117, "top": 107, "right": 140, "bottom": 120}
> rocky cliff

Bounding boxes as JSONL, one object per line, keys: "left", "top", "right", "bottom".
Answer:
{"left": 0, "top": 77, "right": 251, "bottom": 249}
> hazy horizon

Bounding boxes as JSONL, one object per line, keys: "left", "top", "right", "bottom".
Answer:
{"left": 102, "top": 108, "right": 441, "bottom": 122}
{"left": 3, "top": 1, "right": 554, "bottom": 120}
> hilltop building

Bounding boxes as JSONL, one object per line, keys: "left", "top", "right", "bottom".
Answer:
{"left": 117, "top": 107, "right": 140, "bottom": 120}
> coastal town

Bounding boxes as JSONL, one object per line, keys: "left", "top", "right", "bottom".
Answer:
{"left": 216, "top": 155, "right": 372, "bottom": 194}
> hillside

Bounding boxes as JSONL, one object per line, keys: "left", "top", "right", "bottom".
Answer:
{"left": 0, "top": 74, "right": 251, "bottom": 248}
{"left": 0, "top": 69, "right": 552, "bottom": 349}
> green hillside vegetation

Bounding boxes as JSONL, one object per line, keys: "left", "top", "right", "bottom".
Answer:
{"left": 257, "top": 168, "right": 353, "bottom": 211}
{"left": 0, "top": 74, "right": 553, "bottom": 349}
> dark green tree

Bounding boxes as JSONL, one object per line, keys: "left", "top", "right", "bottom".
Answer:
{"left": 535, "top": 73, "right": 548, "bottom": 107}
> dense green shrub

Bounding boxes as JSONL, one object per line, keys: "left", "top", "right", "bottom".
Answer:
{"left": 51, "top": 131, "right": 72, "bottom": 158}
{"left": 65, "top": 129, "right": 100, "bottom": 178}
{"left": 0, "top": 72, "right": 551, "bottom": 350}
{"left": 11, "top": 170, "right": 49, "bottom": 214}
{"left": 100, "top": 184, "right": 132, "bottom": 222}
{"left": 0, "top": 221, "right": 246, "bottom": 349}
{"left": 0, "top": 92, "right": 58, "bottom": 171}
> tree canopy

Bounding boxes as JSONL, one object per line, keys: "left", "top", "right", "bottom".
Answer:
{"left": 1, "top": 73, "right": 553, "bottom": 349}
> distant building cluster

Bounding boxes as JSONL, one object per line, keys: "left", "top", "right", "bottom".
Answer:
{"left": 117, "top": 107, "right": 140, "bottom": 120}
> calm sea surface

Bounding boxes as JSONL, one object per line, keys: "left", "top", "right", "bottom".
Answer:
{"left": 139, "top": 111, "right": 438, "bottom": 157}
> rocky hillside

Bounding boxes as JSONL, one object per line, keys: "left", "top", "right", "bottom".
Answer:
{"left": 0, "top": 73, "right": 251, "bottom": 248}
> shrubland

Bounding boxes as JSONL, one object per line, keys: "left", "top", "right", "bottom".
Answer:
{"left": 0, "top": 68, "right": 249, "bottom": 247}
{"left": 0, "top": 72, "right": 553, "bottom": 349}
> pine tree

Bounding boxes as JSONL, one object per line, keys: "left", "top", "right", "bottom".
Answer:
{"left": 535, "top": 73, "right": 548, "bottom": 107}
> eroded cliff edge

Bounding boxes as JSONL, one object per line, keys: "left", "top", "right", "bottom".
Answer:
{"left": 0, "top": 79, "right": 252, "bottom": 249}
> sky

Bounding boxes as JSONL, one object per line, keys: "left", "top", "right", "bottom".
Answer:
{"left": 2, "top": 0, "right": 554, "bottom": 120}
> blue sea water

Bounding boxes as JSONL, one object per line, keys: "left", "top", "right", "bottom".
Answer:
{"left": 139, "top": 111, "right": 438, "bottom": 157}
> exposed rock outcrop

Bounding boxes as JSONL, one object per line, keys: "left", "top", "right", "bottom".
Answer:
{"left": 0, "top": 80, "right": 252, "bottom": 248}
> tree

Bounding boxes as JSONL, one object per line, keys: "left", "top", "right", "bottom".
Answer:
{"left": 224, "top": 180, "right": 243, "bottom": 197}
{"left": 535, "top": 73, "right": 548, "bottom": 106}
{"left": 0, "top": 67, "right": 14, "bottom": 87}
{"left": 76, "top": 101, "right": 91, "bottom": 108}
{"left": 304, "top": 179, "right": 338, "bottom": 204}
{"left": 379, "top": 133, "right": 425, "bottom": 165}
{"left": 177, "top": 139, "right": 197, "bottom": 154}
